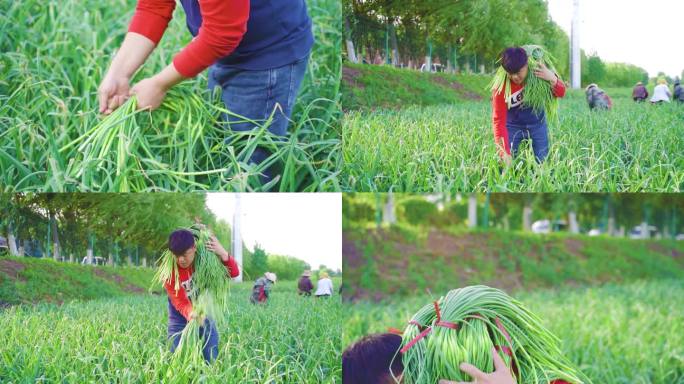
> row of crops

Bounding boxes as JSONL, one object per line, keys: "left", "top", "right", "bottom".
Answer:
{"left": 342, "top": 279, "right": 684, "bottom": 384}
{"left": 0, "top": 0, "right": 341, "bottom": 192}
{"left": 0, "top": 281, "right": 342, "bottom": 383}
{"left": 343, "top": 89, "right": 684, "bottom": 192}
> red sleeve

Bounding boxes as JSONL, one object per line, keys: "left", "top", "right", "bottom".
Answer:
{"left": 172, "top": 0, "right": 249, "bottom": 78}
{"left": 492, "top": 90, "right": 510, "bottom": 156}
{"left": 552, "top": 78, "right": 566, "bottom": 98}
{"left": 164, "top": 277, "right": 193, "bottom": 320}
{"left": 128, "top": 0, "right": 176, "bottom": 45}
{"left": 222, "top": 256, "right": 240, "bottom": 278}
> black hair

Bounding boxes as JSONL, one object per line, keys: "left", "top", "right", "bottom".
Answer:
{"left": 342, "top": 333, "right": 403, "bottom": 384}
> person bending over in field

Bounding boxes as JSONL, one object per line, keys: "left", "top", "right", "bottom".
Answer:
{"left": 166, "top": 228, "right": 240, "bottom": 363}
{"left": 298, "top": 270, "right": 314, "bottom": 297}
{"left": 585, "top": 84, "right": 612, "bottom": 111}
{"left": 342, "top": 333, "right": 572, "bottom": 384}
{"left": 250, "top": 272, "right": 277, "bottom": 304}
{"left": 492, "top": 47, "right": 566, "bottom": 164}
{"left": 315, "top": 271, "right": 334, "bottom": 298}
{"left": 98, "top": 0, "right": 314, "bottom": 180}
{"left": 632, "top": 82, "right": 649, "bottom": 102}
{"left": 650, "top": 79, "right": 671, "bottom": 104}
{"left": 674, "top": 80, "right": 684, "bottom": 103}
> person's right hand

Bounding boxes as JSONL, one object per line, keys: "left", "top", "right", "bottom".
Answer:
{"left": 438, "top": 347, "right": 516, "bottom": 384}
{"left": 98, "top": 73, "right": 131, "bottom": 115}
{"left": 189, "top": 310, "right": 206, "bottom": 324}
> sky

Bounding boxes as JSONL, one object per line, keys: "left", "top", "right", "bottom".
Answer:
{"left": 546, "top": 0, "right": 683, "bottom": 78}
{"left": 205, "top": 193, "right": 342, "bottom": 270}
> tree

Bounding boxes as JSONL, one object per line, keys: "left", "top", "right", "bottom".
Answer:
{"left": 250, "top": 243, "right": 268, "bottom": 279}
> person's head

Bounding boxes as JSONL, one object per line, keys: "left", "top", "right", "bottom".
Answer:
{"left": 320, "top": 271, "right": 330, "bottom": 279}
{"left": 658, "top": 78, "right": 667, "bottom": 85}
{"left": 342, "top": 333, "right": 404, "bottom": 384}
{"left": 676, "top": 80, "right": 681, "bottom": 86}
{"left": 501, "top": 47, "right": 528, "bottom": 85}
{"left": 265, "top": 272, "right": 277, "bottom": 283}
{"left": 302, "top": 270, "right": 312, "bottom": 278}
{"left": 168, "top": 229, "right": 196, "bottom": 268}
{"left": 636, "top": 81, "right": 643, "bottom": 86}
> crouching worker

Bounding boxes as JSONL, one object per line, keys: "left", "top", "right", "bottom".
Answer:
{"left": 298, "top": 270, "right": 314, "bottom": 296}
{"left": 166, "top": 229, "right": 240, "bottom": 363}
{"left": 585, "top": 84, "right": 612, "bottom": 110}
{"left": 251, "top": 272, "right": 277, "bottom": 304}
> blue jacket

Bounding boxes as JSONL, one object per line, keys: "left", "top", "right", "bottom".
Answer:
{"left": 179, "top": 0, "right": 314, "bottom": 70}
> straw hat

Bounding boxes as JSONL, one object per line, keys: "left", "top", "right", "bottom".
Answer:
{"left": 320, "top": 271, "right": 329, "bottom": 279}
{"left": 265, "top": 272, "right": 277, "bottom": 283}
{"left": 302, "top": 270, "right": 312, "bottom": 277}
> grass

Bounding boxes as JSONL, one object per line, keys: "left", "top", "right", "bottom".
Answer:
{"left": 0, "top": 255, "right": 159, "bottom": 305}
{"left": 343, "top": 227, "right": 684, "bottom": 300}
{"left": 342, "top": 68, "right": 684, "bottom": 192}
{"left": 341, "top": 63, "right": 490, "bottom": 111}
{"left": 343, "top": 279, "right": 684, "bottom": 384}
{"left": 0, "top": 0, "right": 341, "bottom": 192}
{"left": 0, "top": 281, "right": 341, "bottom": 383}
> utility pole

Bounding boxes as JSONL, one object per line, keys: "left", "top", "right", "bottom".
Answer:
{"left": 232, "top": 194, "right": 243, "bottom": 282}
{"left": 570, "top": 0, "right": 581, "bottom": 89}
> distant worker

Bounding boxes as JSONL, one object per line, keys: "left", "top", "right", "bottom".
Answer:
{"left": 298, "top": 270, "right": 314, "bottom": 297}
{"left": 674, "top": 80, "right": 684, "bottom": 103}
{"left": 585, "top": 84, "right": 612, "bottom": 110}
{"left": 650, "top": 79, "right": 671, "bottom": 104}
{"left": 632, "top": 81, "right": 649, "bottom": 102}
{"left": 315, "top": 271, "right": 334, "bottom": 298}
{"left": 250, "top": 272, "right": 276, "bottom": 304}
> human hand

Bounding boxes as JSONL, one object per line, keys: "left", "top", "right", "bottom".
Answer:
{"left": 98, "top": 73, "right": 131, "bottom": 115}
{"left": 438, "top": 347, "right": 515, "bottom": 384}
{"left": 533, "top": 62, "right": 558, "bottom": 85}
{"left": 129, "top": 76, "right": 168, "bottom": 111}
{"left": 206, "top": 235, "right": 229, "bottom": 261}
{"left": 189, "top": 311, "right": 206, "bottom": 324}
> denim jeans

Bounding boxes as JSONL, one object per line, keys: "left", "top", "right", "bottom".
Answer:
{"left": 207, "top": 55, "right": 309, "bottom": 175}
{"left": 167, "top": 299, "right": 219, "bottom": 363}
{"left": 506, "top": 120, "right": 549, "bottom": 163}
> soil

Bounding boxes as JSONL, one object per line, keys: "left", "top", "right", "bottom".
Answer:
{"left": 0, "top": 259, "right": 26, "bottom": 281}
{"left": 431, "top": 76, "right": 484, "bottom": 101}
{"left": 342, "top": 66, "right": 365, "bottom": 90}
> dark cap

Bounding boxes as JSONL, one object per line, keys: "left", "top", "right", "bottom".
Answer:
{"left": 501, "top": 47, "right": 528, "bottom": 73}
{"left": 169, "top": 229, "right": 195, "bottom": 256}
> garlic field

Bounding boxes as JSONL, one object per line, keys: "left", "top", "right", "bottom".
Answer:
{"left": 342, "top": 89, "right": 684, "bottom": 192}
{"left": 0, "top": 0, "right": 341, "bottom": 192}
{"left": 0, "top": 282, "right": 342, "bottom": 383}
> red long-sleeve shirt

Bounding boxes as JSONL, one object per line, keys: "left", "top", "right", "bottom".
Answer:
{"left": 491, "top": 79, "right": 566, "bottom": 157}
{"left": 164, "top": 256, "right": 240, "bottom": 320}
{"left": 127, "top": 0, "right": 249, "bottom": 78}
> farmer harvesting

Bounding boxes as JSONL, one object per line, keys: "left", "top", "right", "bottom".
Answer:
{"left": 298, "top": 270, "right": 314, "bottom": 297}
{"left": 674, "top": 80, "right": 683, "bottom": 103}
{"left": 650, "top": 79, "right": 671, "bottom": 104}
{"left": 491, "top": 46, "right": 566, "bottom": 164}
{"left": 585, "top": 84, "right": 612, "bottom": 110}
{"left": 250, "top": 272, "right": 277, "bottom": 304}
{"left": 632, "top": 82, "right": 649, "bottom": 102}
{"left": 314, "top": 271, "right": 334, "bottom": 298}
{"left": 98, "top": 0, "right": 314, "bottom": 178}
{"left": 165, "top": 228, "right": 239, "bottom": 363}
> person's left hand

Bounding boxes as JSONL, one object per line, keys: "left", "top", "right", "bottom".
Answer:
{"left": 129, "top": 77, "right": 167, "bottom": 111}
{"left": 534, "top": 62, "right": 558, "bottom": 85}
{"left": 206, "top": 235, "right": 229, "bottom": 261}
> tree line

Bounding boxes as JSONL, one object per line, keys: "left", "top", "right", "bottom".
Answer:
{"left": 344, "top": 0, "right": 652, "bottom": 87}
{"left": 0, "top": 194, "right": 321, "bottom": 281}
{"left": 344, "top": 193, "right": 684, "bottom": 239}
